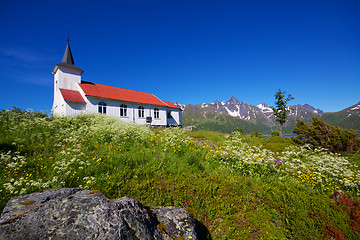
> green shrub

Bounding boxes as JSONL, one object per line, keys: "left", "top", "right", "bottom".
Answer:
{"left": 233, "top": 127, "right": 245, "bottom": 135}
{"left": 250, "top": 130, "right": 263, "bottom": 138}
{"left": 271, "top": 131, "right": 280, "bottom": 137}
{"left": 293, "top": 117, "right": 360, "bottom": 154}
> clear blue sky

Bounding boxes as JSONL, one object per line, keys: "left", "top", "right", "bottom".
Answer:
{"left": 0, "top": 0, "right": 359, "bottom": 113}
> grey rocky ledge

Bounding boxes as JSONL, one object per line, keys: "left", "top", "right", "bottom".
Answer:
{"left": 0, "top": 188, "right": 198, "bottom": 240}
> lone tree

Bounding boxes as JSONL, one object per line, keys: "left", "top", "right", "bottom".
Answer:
{"left": 270, "top": 89, "right": 294, "bottom": 136}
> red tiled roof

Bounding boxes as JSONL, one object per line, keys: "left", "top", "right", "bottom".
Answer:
{"left": 60, "top": 89, "right": 85, "bottom": 103}
{"left": 163, "top": 100, "right": 182, "bottom": 110}
{"left": 79, "top": 81, "right": 168, "bottom": 107}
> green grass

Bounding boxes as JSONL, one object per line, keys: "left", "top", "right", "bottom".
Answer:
{"left": 184, "top": 130, "right": 228, "bottom": 146}
{"left": 1, "top": 109, "right": 360, "bottom": 239}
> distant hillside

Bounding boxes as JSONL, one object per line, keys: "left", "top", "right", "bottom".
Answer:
{"left": 322, "top": 102, "right": 360, "bottom": 130}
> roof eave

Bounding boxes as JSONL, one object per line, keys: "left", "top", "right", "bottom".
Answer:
{"left": 85, "top": 95, "right": 168, "bottom": 107}
{"left": 166, "top": 106, "right": 182, "bottom": 111}
{"left": 52, "top": 64, "right": 84, "bottom": 75}
{"left": 64, "top": 100, "right": 86, "bottom": 104}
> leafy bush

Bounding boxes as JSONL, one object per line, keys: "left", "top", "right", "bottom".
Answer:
{"left": 250, "top": 130, "right": 263, "bottom": 138}
{"left": 293, "top": 117, "right": 360, "bottom": 154}
{"left": 271, "top": 131, "right": 280, "bottom": 137}
{"left": 233, "top": 127, "right": 245, "bottom": 135}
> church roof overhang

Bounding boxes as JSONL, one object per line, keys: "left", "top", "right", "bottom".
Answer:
{"left": 60, "top": 88, "right": 86, "bottom": 103}
{"left": 162, "top": 101, "right": 182, "bottom": 110}
{"left": 52, "top": 63, "right": 84, "bottom": 74}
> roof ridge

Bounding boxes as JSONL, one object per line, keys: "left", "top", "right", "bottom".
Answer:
{"left": 160, "top": 98, "right": 170, "bottom": 107}
{"left": 162, "top": 100, "right": 182, "bottom": 110}
{"left": 151, "top": 93, "right": 168, "bottom": 106}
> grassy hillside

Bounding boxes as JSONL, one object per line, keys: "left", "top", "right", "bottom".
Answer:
{"left": 322, "top": 102, "right": 360, "bottom": 130}
{"left": 1, "top": 109, "right": 360, "bottom": 239}
{"left": 323, "top": 112, "right": 360, "bottom": 130}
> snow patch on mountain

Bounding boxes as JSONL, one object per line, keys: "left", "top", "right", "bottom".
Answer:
{"left": 225, "top": 106, "right": 239, "bottom": 117}
{"left": 179, "top": 96, "right": 328, "bottom": 127}
{"left": 351, "top": 104, "right": 360, "bottom": 111}
{"left": 257, "top": 103, "right": 273, "bottom": 113}
{"left": 173, "top": 102, "right": 187, "bottom": 110}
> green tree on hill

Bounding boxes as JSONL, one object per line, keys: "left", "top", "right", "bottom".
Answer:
{"left": 271, "top": 89, "right": 294, "bottom": 136}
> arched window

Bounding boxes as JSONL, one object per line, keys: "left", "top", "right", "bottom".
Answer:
{"left": 154, "top": 108, "right": 160, "bottom": 119}
{"left": 120, "top": 104, "right": 127, "bottom": 117}
{"left": 138, "top": 106, "right": 144, "bottom": 118}
{"left": 98, "top": 102, "right": 107, "bottom": 114}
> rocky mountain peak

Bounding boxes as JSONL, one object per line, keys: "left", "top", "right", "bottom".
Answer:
{"left": 181, "top": 96, "right": 327, "bottom": 129}
{"left": 228, "top": 96, "right": 240, "bottom": 104}
{"left": 173, "top": 102, "right": 187, "bottom": 110}
{"left": 181, "top": 98, "right": 358, "bottom": 133}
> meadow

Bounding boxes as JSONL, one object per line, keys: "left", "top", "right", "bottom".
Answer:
{"left": 1, "top": 109, "right": 360, "bottom": 239}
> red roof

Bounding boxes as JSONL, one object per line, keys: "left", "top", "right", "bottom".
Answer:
{"left": 163, "top": 100, "right": 181, "bottom": 110}
{"left": 60, "top": 89, "right": 85, "bottom": 103}
{"left": 79, "top": 81, "right": 169, "bottom": 107}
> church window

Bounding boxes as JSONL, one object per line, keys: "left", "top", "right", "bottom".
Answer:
{"left": 98, "top": 102, "right": 107, "bottom": 114}
{"left": 154, "top": 108, "right": 160, "bottom": 119}
{"left": 138, "top": 106, "right": 144, "bottom": 118}
{"left": 120, "top": 104, "right": 127, "bottom": 117}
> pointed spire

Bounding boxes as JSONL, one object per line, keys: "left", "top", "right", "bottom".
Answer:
{"left": 52, "top": 40, "right": 84, "bottom": 74}
{"left": 61, "top": 42, "right": 75, "bottom": 65}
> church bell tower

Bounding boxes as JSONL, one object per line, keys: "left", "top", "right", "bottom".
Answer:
{"left": 52, "top": 41, "right": 84, "bottom": 115}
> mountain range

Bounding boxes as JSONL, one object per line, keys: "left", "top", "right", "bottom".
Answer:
{"left": 174, "top": 97, "right": 360, "bottom": 134}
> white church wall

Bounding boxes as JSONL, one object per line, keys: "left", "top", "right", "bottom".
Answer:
{"left": 52, "top": 93, "right": 67, "bottom": 116}
{"left": 133, "top": 105, "right": 150, "bottom": 125}
{"left": 56, "top": 68, "right": 81, "bottom": 91}
{"left": 86, "top": 97, "right": 120, "bottom": 118}
{"left": 85, "top": 97, "right": 170, "bottom": 126}
{"left": 167, "top": 109, "right": 182, "bottom": 126}
{"left": 150, "top": 107, "right": 167, "bottom": 126}
{"left": 65, "top": 102, "right": 85, "bottom": 116}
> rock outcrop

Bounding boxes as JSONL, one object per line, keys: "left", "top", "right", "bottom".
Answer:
{"left": 0, "top": 188, "right": 198, "bottom": 240}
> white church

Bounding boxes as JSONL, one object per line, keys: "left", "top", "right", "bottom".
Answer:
{"left": 52, "top": 42, "right": 182, "bottom": 127}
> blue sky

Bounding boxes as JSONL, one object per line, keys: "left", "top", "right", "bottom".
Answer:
{"left": 0, "top": 0, "right": 359, "bottom": 113}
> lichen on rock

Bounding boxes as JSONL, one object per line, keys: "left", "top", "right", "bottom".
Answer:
{"left": 0, "top": 188, "right": 199, "bottom": 240}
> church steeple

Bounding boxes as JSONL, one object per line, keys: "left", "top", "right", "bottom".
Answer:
{"left": 52, "top": 41, "right": 84, "bottom": 74}
{"left": 61, "top": 42, "right": 75, "bottom": 65}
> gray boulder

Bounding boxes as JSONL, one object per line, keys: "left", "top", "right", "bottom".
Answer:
{"left": 183, "top": 125, "right": 197, "bottom": 131}
{"left": 0, "top": 188, "right": 198, "bottom": 240}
